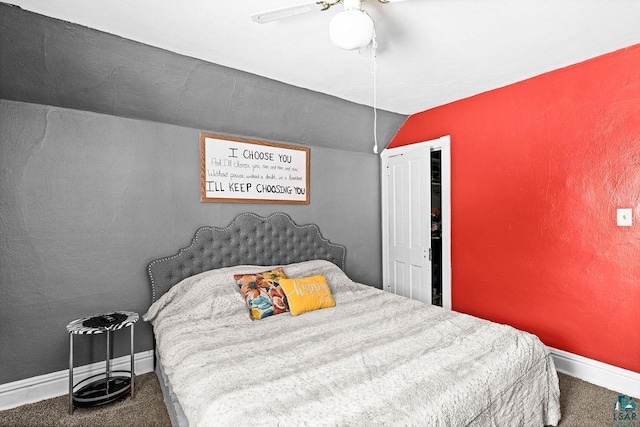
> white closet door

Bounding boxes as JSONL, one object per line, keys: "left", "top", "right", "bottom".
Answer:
{"left": 383, "top": 145, "right": 432, "bottom": 304}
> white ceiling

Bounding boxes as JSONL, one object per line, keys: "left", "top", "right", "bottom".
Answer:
{"left": 9, "top": 0, "right": 640, "bottom": 115}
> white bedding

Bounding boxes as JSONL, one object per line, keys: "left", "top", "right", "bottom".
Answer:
{"left": 144, "top": 260, "right": 561, "bottom": 426}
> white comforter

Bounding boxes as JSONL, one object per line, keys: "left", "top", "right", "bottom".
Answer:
{"left": 144, "top": 260, "right": 561, "bottom": 427}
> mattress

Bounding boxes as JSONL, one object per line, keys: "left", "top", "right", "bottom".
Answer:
{"left": 144, "top": 259, "right": 560, "bottom": 426}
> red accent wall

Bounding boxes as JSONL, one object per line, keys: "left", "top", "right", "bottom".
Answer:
{"left": 389, "top": 44, "right": 640, "bottom": 373}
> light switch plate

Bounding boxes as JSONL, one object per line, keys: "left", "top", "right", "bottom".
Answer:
{"left": 617, "top": 208, "right": 633, "bottom": 226}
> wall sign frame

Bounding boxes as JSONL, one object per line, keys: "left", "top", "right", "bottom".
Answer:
{"left": 200, "top": 133, "right": 310, "bottom": 204}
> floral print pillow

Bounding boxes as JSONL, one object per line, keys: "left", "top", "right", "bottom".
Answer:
{"left": 234, "top": 268, "right": 289, "bottom": 320}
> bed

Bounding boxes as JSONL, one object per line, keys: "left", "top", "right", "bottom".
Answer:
{"left": 144, "top": 212, "right": 561, "bottom": 426}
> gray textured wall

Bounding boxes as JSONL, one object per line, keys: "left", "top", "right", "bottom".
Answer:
{"left": 0, "top": 3, "right": 406, "bottom": 384}
{"left": 0, "top": 100, "right": 385, "bottom": 383}
{"left": 0, "top": 3, "right": 404, "bottom": 154}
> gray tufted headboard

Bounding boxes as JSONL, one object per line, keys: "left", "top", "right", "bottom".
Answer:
{"left": 147, "top": 212, "right": 346, "bottom": 304}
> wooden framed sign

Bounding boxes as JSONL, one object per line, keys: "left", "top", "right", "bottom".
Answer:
{"left": 200, "top": 133, "right": 310, "bottom": 204}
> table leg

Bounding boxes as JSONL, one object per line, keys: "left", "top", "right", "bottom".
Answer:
{"left": 130, "top": 324, "right": 135, "bottom": 398}
{"left": 105, "top": 330, "right": 110, "bottom": 393}
{"left": 68, "top": 332, "right": 74, "bottom": 415}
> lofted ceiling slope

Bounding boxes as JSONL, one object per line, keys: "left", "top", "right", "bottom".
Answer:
{"left": 6, "top": 0, "right": 640, "bottom": 115}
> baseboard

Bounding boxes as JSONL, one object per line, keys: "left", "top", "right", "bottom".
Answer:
{"left": 0, "top": 350, "right": 154, "bottom": 411}
{"left": 549, "top": 347, "right": 640, "bottom": 398}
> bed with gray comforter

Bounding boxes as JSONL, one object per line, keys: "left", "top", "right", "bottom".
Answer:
{"left": 144, "top": 258, "right": 561, "bottom": 426}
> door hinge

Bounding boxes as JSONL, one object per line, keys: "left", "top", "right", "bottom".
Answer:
{"left": 429, "top": 247, "right": 432, "bottom": 261}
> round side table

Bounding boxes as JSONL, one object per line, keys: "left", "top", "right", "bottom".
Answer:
{"left": 66, "top": 311, "right": 138, "bottom": 414}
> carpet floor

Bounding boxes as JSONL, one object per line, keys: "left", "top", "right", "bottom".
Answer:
{"left": 0, "top": 372, "right": 631, "bottom": 426}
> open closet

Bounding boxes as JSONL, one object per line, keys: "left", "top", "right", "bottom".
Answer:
{"left": 430, "top": 150, "right": 442, "bottom": 306}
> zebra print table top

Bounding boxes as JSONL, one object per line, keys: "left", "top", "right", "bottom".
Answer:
{"left": 66, "top": 311, "right": 139, "bottom": 335}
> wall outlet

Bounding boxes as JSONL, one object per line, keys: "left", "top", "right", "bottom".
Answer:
{"left": 617, "top": 208, "right": 633, "bottom": 226}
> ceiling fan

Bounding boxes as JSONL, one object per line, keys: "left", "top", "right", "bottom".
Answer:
{"left": 251, "top": 0, "right": 407, "bottom": 50}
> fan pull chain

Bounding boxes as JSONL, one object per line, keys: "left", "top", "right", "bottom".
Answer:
{"left": 371, "top": 29, "right": 379, "bottom": 154}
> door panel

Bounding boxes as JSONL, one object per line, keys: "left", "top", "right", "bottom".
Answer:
{"left": 392, "top": 260, "right": 406, "bottom": 297}
{"left": 385, "top": 147, "right": 431, "bottom": 304}
{"left": 382, "top": 136, "right": 451, "bottom": 309}
{"left": 410, "top": 263, "right": 424, "bottom": 302}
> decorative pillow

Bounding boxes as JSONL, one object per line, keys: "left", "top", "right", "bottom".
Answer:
{"left": 234, "top": 268, "right": 289, "bottom": 320}
{"left": 278, "top": 275, "right": 335, "bottom": 316}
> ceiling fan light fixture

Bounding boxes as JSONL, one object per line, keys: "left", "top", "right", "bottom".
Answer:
{"left": 329, "top": 9, "right": 374, "bottom": 50}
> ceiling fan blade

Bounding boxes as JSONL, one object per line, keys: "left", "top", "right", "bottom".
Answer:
{"left": 250, "top": 2, "right": 323, "bottom": 24}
